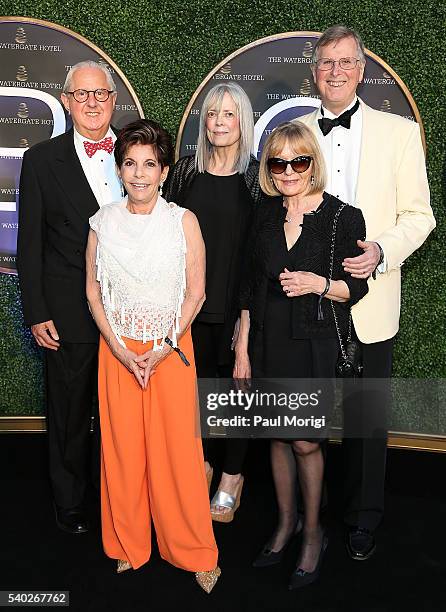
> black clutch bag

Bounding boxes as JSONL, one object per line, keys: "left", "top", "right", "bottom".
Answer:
{"left": 334, "top": 333, "right": 363, "bottom": 378}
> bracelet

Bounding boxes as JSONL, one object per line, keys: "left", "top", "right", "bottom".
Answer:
{"left": 317, "top": 277, "right": 331, "bottom": 321}
{"left": 320, "top": 277, "right": 331, "bottom": 298}
{"left": 164, "top": 336, "right": 190, "bottom": 366}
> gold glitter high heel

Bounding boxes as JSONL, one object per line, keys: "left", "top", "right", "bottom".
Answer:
{"left": 195, "top": 566, "right": 221, "bottom": 593}
{"left": 117, "top": 559, "right": 132, "bottom": 574}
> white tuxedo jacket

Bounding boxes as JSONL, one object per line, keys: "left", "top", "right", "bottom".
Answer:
{"left": 299, "top": 99, "right": 435, "bottom": 343}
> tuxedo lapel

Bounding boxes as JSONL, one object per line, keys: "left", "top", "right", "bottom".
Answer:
{"left": 355, "top": 100, "right": 380, "bottom": 213}
{"left": 304, "top": 99, "right": 380, "bottom": 217}
{"left": 301, "top": 108, "right": 320, "bottom": 131}
{"left": 51, "top": 130, "right": 99, "bottom": 221}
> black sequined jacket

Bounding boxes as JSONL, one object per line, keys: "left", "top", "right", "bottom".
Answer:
{"left": 239, "top": 192, "right": 369, "bottom": 341}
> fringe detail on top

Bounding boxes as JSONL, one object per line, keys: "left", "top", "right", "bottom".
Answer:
{"left": 93, "top": 201, "right": 187, "bottom": 349}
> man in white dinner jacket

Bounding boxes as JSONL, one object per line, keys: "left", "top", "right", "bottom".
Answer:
{"left": 298, "top": 25, "right": 435, "bottom": 560}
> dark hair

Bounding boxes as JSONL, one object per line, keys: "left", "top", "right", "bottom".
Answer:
{"left": 114, "top": 119, "right": 174, "bottom": 169}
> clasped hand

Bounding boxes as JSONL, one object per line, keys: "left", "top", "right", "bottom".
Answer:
{"left": 113, "top": 345, "right": 171, "bottom": 389}
{"left": 279, "top": 268, "right": 325, "bottom": 297}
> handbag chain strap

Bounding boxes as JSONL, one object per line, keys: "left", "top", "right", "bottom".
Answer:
{"left": 327, "top": 203, "right": 351, "bottom": 361}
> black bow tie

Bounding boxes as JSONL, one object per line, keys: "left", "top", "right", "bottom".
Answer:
{"left": 318, "top": 99, "right": 360, "bottom": 136}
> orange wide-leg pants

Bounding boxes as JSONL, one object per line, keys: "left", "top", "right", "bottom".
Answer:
{"left": 98, "top": 330, "right": 218, "bottom": 571}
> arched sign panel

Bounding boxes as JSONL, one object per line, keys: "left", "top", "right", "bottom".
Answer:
{"left": 0, "top": 16, "right": 143, "bottom": 275}
{"left": 176, "top": 32, "right": 424, "bottom": 160}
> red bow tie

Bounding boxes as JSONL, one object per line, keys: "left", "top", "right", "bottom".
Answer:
{"left": 83, "top": 136, "right": 114, "bottom": 158}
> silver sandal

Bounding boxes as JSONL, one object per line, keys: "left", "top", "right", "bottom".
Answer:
{"left": 210, "top": 477, "right": 244, "bottom": 523}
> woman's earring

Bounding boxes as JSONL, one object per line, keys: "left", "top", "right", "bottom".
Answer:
{"left": 159, "top": 181, "right": 164, "bottom": 196}
{"left": 310, "top": 175, "right": 315, "bottom": 186}
{"left": 116, "top": 173, "right": 124, "bottom": 198}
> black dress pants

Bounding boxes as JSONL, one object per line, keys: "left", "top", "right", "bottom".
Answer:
{"left": 44, "top": 341, "right": 98, "bottom": 509}
{"left": 192, "top": 321, "right": 248, "bottom": 475}
{"left": 342, "top": 334, "right": 394, "bottom": 531}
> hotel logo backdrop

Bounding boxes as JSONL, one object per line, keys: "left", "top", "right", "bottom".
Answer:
{"left": 0, "top": 17, "right": 143, "bottom": 275}
{"left": 176, "top": 32, "right": 424, "bottom": 160}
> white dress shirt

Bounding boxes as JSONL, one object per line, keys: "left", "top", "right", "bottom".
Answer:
{"left": 314, "top": 97, "right": 362, "bottom": 207}
{"left": 73, "top": 128, "right": 122, "bottom": 207}
{"left": 315, "top": 98, "right": 386, "bottom": 272}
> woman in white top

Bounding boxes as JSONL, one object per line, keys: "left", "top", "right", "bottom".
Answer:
{"left": 85, "top": 119, "right": 220, "bottom": 593}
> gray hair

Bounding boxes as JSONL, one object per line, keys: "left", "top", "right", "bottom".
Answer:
{"left": 195, "top": 82, "right": 254, "bottom": 174}
{"left": 63, "top": 60, "right": 116, "bottom": 93}
{"left": 312, "top": 25, "right": 366, "bottom": 65}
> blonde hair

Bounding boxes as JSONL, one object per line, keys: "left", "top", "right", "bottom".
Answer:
{"left": 259, "top": 121, "right": 326, "bottom": 197}
{"left": 195, "top": 82, "right": 254, "bottom": 174}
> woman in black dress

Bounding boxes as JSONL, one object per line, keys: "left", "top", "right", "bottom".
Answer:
{"left": 164, "top": 83, "right": 262, "bottom": 522}
{"left": 234, "top": 121, "right": 368, "bottom": 587}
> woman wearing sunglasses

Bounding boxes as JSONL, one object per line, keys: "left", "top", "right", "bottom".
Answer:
{"left": 234, "top": 121, "right": 368, "bottom": 588}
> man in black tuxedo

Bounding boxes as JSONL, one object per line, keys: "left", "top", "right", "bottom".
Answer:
{"left": 17, "top": 61, "right": 122, "bottom": 533}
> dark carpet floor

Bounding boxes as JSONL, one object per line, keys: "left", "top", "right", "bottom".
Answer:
{"left": 0, "top": 434, "right": 445, "bottom": 612}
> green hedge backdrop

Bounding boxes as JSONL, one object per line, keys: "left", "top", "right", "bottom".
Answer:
{"left": 0, "top": 0, "right": 445, "bottom": 419}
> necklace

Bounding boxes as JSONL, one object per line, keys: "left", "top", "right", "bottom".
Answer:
{"left": 283, "top": 196, "right": 321, "bottom": 223}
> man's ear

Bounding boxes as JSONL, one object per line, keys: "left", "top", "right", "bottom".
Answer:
{"left": 60, "top": 93, "right": 70, "bottom": 114}
{"left": 358, "top": 60, "right": 366, "bottom": 83}
{"left": 311, "top": 66, "right": 317, "bottom": 84}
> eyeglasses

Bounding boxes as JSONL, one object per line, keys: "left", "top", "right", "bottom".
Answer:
{"left": 315, "top": 57, "right": 360, "bottom": 71}
{"left": 65, "top": 88, "right": 115, "bottom": 103}
{"left": 267, "top": 156, "right": 313, "bottom": 174}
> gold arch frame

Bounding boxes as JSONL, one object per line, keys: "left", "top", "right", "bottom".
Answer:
{"left": 175, "top": 30, "right": 425, "bottom": 159}
{"left": 0, "top": 16, "right": 143, "bottom": 275}
{"left": 0, "top": 15, "right": 144, "bottom": 117}
{"left": 0, "top": 16, "right": 144, "bottom": 427}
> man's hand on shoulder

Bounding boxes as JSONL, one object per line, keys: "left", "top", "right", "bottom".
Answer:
{"left": 31, "top": 320, "right": 60, "bottom": 350}
{"left": 342, "top": 240, "right": 381, "bottom": 279}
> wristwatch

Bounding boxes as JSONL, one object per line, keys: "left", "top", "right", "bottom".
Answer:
{"left": 376, "top": 242, "right": 384, "bottom": 266}
{"left": 372, "top": 243, "right": 384, "bottom": 280}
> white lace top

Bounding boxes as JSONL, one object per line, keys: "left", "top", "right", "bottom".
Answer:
{"left": 89, "top": 196, "right": 187, "bottom": 350}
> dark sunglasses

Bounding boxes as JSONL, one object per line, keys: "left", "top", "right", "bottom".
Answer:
{"left": 267, "top": 155, "right": 313, "bottom": 174}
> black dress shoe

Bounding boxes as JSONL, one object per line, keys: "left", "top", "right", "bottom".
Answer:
{"left": 346, "top": 526, "right": 376, "bottom": 561}
{"left": 288, "top": 535, "right": 328, "bottom": 590}
{"left": 54, "top": 504, "right": 89, "bottom": 534}
{"left": 253, "top": 515, "right": 303, "bottom": 568}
